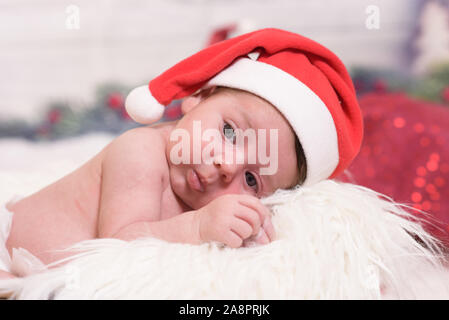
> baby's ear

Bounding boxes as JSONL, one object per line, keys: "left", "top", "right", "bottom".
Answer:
{"left": 180, "top": 96, "right": 202, "bottom": 115}
{"left": 180, "top": 86, "right": 217, "bottom": 115}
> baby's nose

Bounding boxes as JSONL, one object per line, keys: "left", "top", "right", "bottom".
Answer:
{"left": 213, "top": 156, "right": 243, "bottom": 183}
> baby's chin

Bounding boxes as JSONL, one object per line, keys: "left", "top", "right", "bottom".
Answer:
{"left": 168, "top": 173, "right": 203, "bottom": 211}
{"left": 176, "top": 191, "right": 209, "bottom": 211}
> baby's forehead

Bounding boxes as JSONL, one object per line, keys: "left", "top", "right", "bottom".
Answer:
{"left": 214, "top": 88, "right": 282, "bottom": 123}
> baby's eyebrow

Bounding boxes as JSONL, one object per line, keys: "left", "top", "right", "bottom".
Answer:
{"left": 239, "top": 106, "right": 254, "bottom": 129}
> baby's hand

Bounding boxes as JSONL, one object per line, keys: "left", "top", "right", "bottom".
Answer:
{"left": 195, "top": 194, "right": 275, "bottom": 248}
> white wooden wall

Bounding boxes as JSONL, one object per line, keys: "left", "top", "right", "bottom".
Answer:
{"left": 0, "top": 0, "right": 420, "bottom": 122}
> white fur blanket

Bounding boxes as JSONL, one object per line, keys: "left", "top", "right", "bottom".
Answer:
{"left": 1, "top": 134, "right": 449, "bottom": 299}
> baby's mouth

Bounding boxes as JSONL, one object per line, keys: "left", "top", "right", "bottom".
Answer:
{"left": 187, "top": 169, "right": 205, "bottom": 192}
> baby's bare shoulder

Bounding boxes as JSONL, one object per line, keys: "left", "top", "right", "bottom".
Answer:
{"left": 102, "top": 126, "right": 168, "bottom": 178}
{"left": 114, "top": 126, "right": 165, "bottom": 151}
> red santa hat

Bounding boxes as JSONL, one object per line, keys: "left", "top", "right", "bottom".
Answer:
{"left": 125, "top": 28, "right": 363, "bottom": 186}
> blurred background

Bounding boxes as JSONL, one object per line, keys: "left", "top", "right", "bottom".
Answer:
{"left": 1, "top": 0, "right": 449, "bottom": 247}
{"left": 2, "top": 0, "right": 449, "bottom": 125}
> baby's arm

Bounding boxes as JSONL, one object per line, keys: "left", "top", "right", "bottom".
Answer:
{"left": 98, "top": 128, "right": 201, "bottom": 244}
{"left": 104, "top": 192, "right": 275, "bottom": 248}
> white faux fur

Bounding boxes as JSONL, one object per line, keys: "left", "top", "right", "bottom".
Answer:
{"left": 1, "top": 180, "right": 448, "bottom": 299}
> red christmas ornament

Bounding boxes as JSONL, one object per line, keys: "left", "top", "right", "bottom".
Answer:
{"left": 120, "top": 108, "right": 131, "bottom": 120}
{"left": 47, "top": 109, "right": 62, "bottom": 124}
{"left": 164, "top": 104, "right": 182, "bottom": 120}
{"left": 373, "top": 78, "right": 388, "bottom": 93}
{"left": 205, "top": 24, "right": 237, "bottom": 47}
{"left": 107, "top": 93, "right": 124, "bottom": 110}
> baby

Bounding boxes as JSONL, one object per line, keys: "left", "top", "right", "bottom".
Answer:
{"left": 0, "top": 28, "right": 363, "bottom": 279}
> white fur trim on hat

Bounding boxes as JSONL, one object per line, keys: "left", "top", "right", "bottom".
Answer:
{"left": 125, "top": 85, "right": 165, "bottom": 124}
{"left": 206, "top": 58, "right": 339, "bottom": 186}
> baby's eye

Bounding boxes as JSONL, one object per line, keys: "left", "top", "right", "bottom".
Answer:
{"left": 223, "top": 122, "right": 236, "bottom": 143}
{"left": 245, "top": 171, "right": 258, "bottom": 190}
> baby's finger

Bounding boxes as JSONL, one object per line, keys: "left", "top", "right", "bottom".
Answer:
{"left": 253, "top": 228, "right": 270, "bottom": 245}
{"left": 237, "top": 195, "right": 271, "bottom": 224}
{"left": 234, "top": 207, "right": 262, "bottom": 236}
{"left": 224, "top": 230, "right": 244, "bottom": 248}
{"left": 262, "top": 216, "right": 276, "bottom": 242}
{"left": 230, "top": 217, "right": 253, "bottom": 240}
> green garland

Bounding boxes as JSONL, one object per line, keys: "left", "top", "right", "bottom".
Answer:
{"left": 1, "top": 65, "right": 448, "bottom": 142}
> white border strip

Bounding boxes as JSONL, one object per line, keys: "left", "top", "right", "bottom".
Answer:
{"left": 206, "top": 58, "right": 339, "bottom": 186}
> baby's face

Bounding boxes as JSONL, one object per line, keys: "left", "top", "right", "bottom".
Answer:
{"left": 165, "top": 88, "right": 299, "bottom": 210}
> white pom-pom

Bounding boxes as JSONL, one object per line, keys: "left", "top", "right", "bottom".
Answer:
{"left": 125, "top": 85, "right": 165, "bottom": 124}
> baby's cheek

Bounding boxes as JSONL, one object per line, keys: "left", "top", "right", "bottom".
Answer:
{"left": 212, "top": 182, "right": 248, "bottom": 199}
